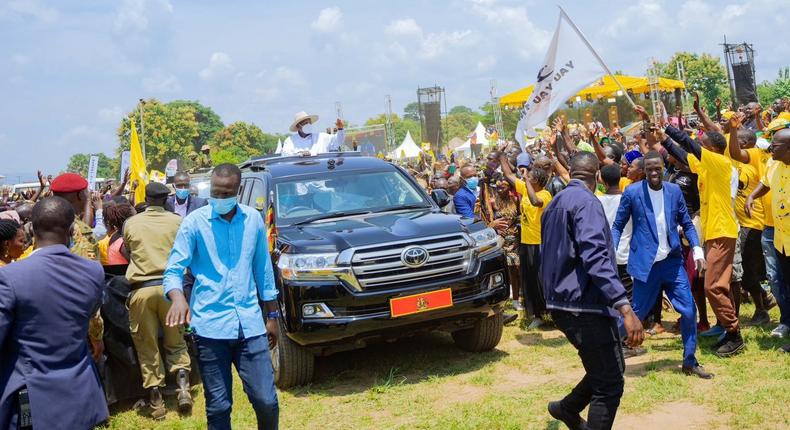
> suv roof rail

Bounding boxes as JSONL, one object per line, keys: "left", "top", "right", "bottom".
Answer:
{"left": 239, "top": 152, "right": 366, "bottom": 169}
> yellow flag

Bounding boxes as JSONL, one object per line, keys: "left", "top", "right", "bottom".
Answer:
{"left": 129, "top": 118, "right": 148, "bottom": 204}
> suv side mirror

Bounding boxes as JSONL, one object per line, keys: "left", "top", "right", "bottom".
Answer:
{"left": 430, "top": 189, "right": 451, "bottom": 208}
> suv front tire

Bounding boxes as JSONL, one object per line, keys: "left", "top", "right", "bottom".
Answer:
{"left": 271, "top": 319, "right": 315, "bottom": 388}
{"left": 451, "top": 311, "right": 504, "bottom": 352}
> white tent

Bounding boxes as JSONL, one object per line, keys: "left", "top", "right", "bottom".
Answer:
{"left": 389, "top": 131, "right": 421, "bottom": 159}
{"left": 453, "top": 139, "right": 471, "bottom": 157}
{"left": 471, "top": 122, "right": 489, "bottom": 146}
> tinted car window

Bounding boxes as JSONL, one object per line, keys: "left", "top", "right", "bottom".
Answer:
{"left": 274, "top": 170, "right": 428, "bottom": 223}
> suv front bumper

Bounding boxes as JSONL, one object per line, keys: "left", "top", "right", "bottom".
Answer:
{"left": 279, "top": 251, "right": 509, "bottom": 348}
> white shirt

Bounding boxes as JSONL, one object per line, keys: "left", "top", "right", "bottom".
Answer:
{"left": 173, "top": 198, "right": 188, "bottom": 217}
{"left": 280, "top": 129, "right": 346, "bottom": 156}
{"left": 598, "top": 194, "right": 631, "bottom": 266}
{"left": 648, "top": 186, "right": 671, "bottom": 262}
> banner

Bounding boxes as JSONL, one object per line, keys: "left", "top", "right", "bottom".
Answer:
{"left": 515, "top": 10, "right": 607, "bottom": 148}
{"left": 119, "top": 151, "right": 131, "bottom": 182}
{"left": 87, "top": 155, "right": 99, "bottom": 191}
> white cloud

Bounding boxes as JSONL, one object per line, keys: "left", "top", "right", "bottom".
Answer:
{"left": 114, "top": 0, "right": 173, "bottom": 32}
{"left": 10, "top": 54, "right": 29, "bottom": 66}
{"left": 1, "top": 0, "right": 59, "bottom": 23}
{"left": 311, "top": 7, "right": 342, "bottom": 32}
{"left": 98, "top": 106, "right": 124, "bottom": 123}
{"left": 419, "top": 30, "right": 476, "bottom": 60}
{"left": 141, "top": 70, "right": 181, "bottom": 93}
{"left": 199, "top": 52, "right": 234, "bottom": 80}
{"left": 385, "top": 18, "right": 422, "bottom": 37}
{"left": 469, "top": 0, "right": 550, "bottom": 60}
{"left": 477, "top": 56, "right": 496, "bottom": 72}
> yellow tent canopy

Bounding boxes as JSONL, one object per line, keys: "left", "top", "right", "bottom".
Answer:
{"left": 499, "top": 74, "right": 685, "bottom": 108}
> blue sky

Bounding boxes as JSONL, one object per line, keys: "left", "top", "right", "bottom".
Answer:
{"left": 2, "top": 0, "right": 788, "bottom": 182}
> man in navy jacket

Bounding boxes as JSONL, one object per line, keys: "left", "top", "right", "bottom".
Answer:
{"left": 0, "top": 197, "right": 108, "bottom": 429}
{"left": 166, "top": 171, "right": 208, "bottom": 217}
{"left": 612, "top": 151, "right": 711, "bottom": 379}
{"left": 541, "top": 152, "right": 643, "bottom": 430}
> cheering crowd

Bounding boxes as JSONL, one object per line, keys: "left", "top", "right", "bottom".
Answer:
{"left": 410, "top": 95, "right": 789, "bottom": 428}
{"left": 0, "top": 94, "right": 788, "bottom": 430}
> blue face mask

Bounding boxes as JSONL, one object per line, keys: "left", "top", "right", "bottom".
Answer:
{"left": 466, "top": 177, "right": 479, "bottom": 191}
{"left": 209, "top": 197, "right": 237, "bottom": 215}
{"left": 175, "top": 188, "right": 190, "bottom": 200}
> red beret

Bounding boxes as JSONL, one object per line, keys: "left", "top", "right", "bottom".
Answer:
{"left": 50, "top": 173, "right": 88, "bottom": 193}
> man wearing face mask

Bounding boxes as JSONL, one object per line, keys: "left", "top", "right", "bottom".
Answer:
{"left": 166, "top": 171, "right": 207, "bottom": 217}
{"left": 281, "top": 111, "right": 345, "bottom": 156}
{"left": 452, "top": 165, "right": 478, "bottom": 219}
{"left": 164, "top": 164, "right": 280, "bottom": 429}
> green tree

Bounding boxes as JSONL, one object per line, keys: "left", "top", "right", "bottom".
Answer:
{"left": 757, "top": 67, "right": 790, "bottom": 105}
{"left": 208, "top": 121, "right": 274, "bottom": 164}
{"left": 167, "top": 100, "right": 224, "bottom": 151}
{"left": 444, "top": 111, "right": 481, "bottom": 141}
{"left": 65, "top": 153, "right": 116, "bottom": 179}
{"left": 449, "top": 105, "right": 474, "bottom": 115}
{"left": 116, "top": 99, "right": 200, "bottom": 171}
{"left": 403, "top": 102, "right": 420, "bottom": 121}
{"left": 655, "top": 52, "right": 730, "bottom": 112}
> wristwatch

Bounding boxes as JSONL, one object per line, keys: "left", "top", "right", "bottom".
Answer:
{"left": 266, "top": 311, "right": 281, "bottom": 319}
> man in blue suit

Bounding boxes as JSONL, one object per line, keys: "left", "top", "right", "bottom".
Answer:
{"left": 166, "top": 171, "right": 208, "bottom": 217}
{"left": 0, "top": 197, "right": 109, "bottom": 429}
{"left": 612, "top": 151, "right": 712, "bottom": 379}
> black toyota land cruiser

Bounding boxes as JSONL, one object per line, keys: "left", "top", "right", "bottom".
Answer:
{"left": 237, "top": 153, "right": 509, "bottom": 388}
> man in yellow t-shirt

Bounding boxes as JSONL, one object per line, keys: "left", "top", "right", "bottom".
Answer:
{"left": 725, "top": 124, "right": 771, "bottom": 324}
{"left": 747, "top": 129, "right": 790, "bottom": 351}
{"left": 500, "top": 152, "right": 553, "bottom": 329}
{"left": 664, "top": 124, "right": 744, "bottom": 357}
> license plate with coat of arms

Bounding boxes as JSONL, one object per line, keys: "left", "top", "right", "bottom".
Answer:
{"left": 389, "top": 288, "right": 453, "bottom": 318}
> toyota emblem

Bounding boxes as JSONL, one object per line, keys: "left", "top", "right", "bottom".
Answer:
{"left": 401, "top": 246, "right": 429, "bottom": 268}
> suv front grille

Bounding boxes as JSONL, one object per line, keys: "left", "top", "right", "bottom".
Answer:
{"left": 350, "top": 235, "right": 471, "bottom": 291}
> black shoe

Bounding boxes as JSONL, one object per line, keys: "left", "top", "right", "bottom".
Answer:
{"left": 716, "top": 331, "right": 745, "bottom": 357}
{"left": 682, "top": 365, "right": 714, "bottom": 379}
{"left": 750, "top": 310, "right": 771, "bottom": 326}
{"left": 503, "top": 312, "right": 518, "bottom": 326}
{"left": 176, "top": 369, "right": 193, "bottom": 414}
{"left": 623, "top": 345, "right": 647, "bottom": 359}
{"left": 711, "top": 333, "right": 728, "bottom": 350}
{"left": 548, "top": 401, "right": 586, "bottom": 430}
{"left": 780, "top": 344, "right": 790, "bottom": 353}
{"left": 148, "top": 387, "right": 166, "bottom": 420}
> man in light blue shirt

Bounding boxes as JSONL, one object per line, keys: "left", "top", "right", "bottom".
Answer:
{"left": 164, "top": 163, "right": 279, "bottom": 430}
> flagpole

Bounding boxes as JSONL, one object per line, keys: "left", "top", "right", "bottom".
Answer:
{"left": 557, "top": 6, "right": 638, "bottom": 109}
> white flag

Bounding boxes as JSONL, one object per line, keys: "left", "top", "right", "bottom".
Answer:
{"left": 515, "top": 10, "right": 607, "bottom": 148}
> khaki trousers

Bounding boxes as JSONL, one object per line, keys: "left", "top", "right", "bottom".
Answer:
{"left": 704, "top": 238, "right": 740, "bottom": 332}
{"left": 128, "top": 285, "right": 191, "bottom": 388}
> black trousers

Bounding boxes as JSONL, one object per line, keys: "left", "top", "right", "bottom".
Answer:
{"left": 779, "top": 251, "right": 790, "bottom": 293}
{"left": 740, "top": 227, "right": 768, "bottom": 311}
{"left": 520, "top": 244, "right": 546, "bottom": 318}
{"left": 617, "top": 264, "right": 633, "bottom": 302}
{"left": 552, "top": 310, "right": 625, "bottom": 430}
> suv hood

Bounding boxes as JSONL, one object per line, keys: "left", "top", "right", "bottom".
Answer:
{"left": 277, "top": 209, "right": 478, "bottom": 253}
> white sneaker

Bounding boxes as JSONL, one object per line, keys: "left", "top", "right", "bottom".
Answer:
{"left": 771, "top": 324, "right": 790, "bottom": 338}
{"left": 512, "top": 300, "right": 525, "bottom": 311}
{"left": 527, "top": 318, "right": 544, "bottom": 330}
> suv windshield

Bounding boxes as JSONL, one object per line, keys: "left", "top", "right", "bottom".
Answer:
{"left": 275, "top": 169, "right": 430, "bottom": 224}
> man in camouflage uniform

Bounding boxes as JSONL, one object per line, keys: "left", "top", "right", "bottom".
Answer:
{"left": 189, "top": 144, "right": 212, "bottom": 172}
{"left": 50, "top": 173, "right": 104, "bottom": 359}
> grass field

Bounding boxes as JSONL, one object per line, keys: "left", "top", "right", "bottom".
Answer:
{"left": 107, "top": 303, "right": 790, "bottom": 430}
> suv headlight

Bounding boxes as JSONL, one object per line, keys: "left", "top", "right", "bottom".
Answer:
{"left": 278, "top": 253, "right": 340, "bottom": 280}
{"left": 470, "top": 227, "right": 502, "bottom": 257}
